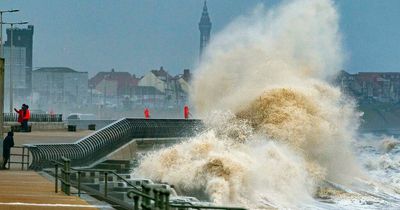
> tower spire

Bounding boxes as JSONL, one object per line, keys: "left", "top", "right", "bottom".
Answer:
{"left": 203, "top": 0, "right": 208, "bottom": 12}
{"left": 199, "top": 0, "right": 212, "bottom": 59}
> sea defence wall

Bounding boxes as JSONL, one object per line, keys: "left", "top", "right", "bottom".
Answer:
{"left": 4, "top": 122, "right": 65, "bottom": 131}
{"left": 25, "top": 118, "right": 203, "bottom": 169}
{"left": 359, "top": 103, "right": 400, "bottom": 134}
{"left": 66, "top": 119, "right": 116, "bottom": 130}
{"left": 3, "top": 120, "right": 117, "bottom": 131}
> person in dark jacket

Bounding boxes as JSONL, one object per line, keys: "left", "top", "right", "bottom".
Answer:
{"left": 2, "top": 132, "right": 14, "bottom": 169}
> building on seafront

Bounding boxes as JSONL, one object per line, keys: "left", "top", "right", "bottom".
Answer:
{"left": 337, "top": 70, "right": 400, "bottom": 103}
{"left": 32, "top": 67, "right": 88, "bottom": 111}
{"left": 89, "top": 69, "right": 140, "bottom": 107}
{"left": 4, "top": 25, "right": 34, "bottom": 97}
{"left": 2, "top": 46, "right": 27, "bottom": 110}
{"left": 8, "top": 2, "right": 206, "bottom": 113}
{"left": 137, "top": 67, "right": 191, "bottom": 107}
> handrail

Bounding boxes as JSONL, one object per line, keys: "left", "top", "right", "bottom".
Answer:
{"left": 4, "top": 113, "right": 62, "bottom": 122}
{"left": 52, "top": 159, "right": 144, "bottom": 197}
{"left": 126, "top": 186, "right": 248, "bottom": 210}
{"left": 169, "top": 204, "right": 247, "bottom": 210}
{"left": 52, "top": 157, "right": 247, "bottom": 210}
{"left": 8, "top": 146, "right": 30, "bottom": 170}
{"left": 26, "top": 118, "right": 203, "bottom": 169}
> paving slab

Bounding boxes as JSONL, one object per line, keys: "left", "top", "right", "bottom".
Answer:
{"left": 0, "top": 170, "right": 111, "bottom": 210}
{"left": 3, "top": 130, "right": 94, "bottom": 170}
{"left": 9, "top": 130, "right": 94, "bottom": 145}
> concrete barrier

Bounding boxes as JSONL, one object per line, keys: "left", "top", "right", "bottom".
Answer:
{"left": 4, "top": 122, "right": 66, "bottom": 131}
{"left": 25, "top": 118, "right": 204, "bottom": 169}
{"left": 66, "top": 119, "right": 116, "bottom": 130}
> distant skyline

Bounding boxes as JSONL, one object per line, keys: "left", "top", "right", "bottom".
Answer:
{"left": 0, "top": 0, "right": 399, "bottom": 76}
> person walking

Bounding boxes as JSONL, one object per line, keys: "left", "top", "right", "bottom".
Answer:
{"left": 22, "top": 104, "right": 30, "bottom": 132}
{"left": 2, "top": 132, "right": 14, "bottom": 169}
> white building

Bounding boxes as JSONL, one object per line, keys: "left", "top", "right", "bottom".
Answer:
{"left": 32, "top": 67, "right": 88, "bottom": 111}
{"left": 138, "top": 70, "right": 168, "bottom": 93}
{"left": 138, "top": 67, "right": 191, "bottom": 106}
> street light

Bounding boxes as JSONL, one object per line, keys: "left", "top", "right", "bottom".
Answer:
{"left": 74, "top": 78, "right": 79, "bottom": 106}
{"left": 0, "top": 9, "right": 19, "bottom": 58}
{"left": 103, "top": 74, "right": 110, "bottom": 105}
{"left": 89, "top": 84, "right": 94, "bottom": 105}
{"left": 2, "top": 21, "right": 28, "bottom": 112}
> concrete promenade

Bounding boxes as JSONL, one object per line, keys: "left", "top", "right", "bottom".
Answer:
{"left": 0, "top": 130, "right": 114, "bottom": 209}
{"left": 5, "top": 130, "right": 94, "bottom": 170}
{"left": 10, "top": 130, "right": 94, "bottom": 145}
{"left": 0, "top": 170, "right": 106, "bottom": 210}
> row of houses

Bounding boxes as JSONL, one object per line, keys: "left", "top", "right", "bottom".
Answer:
{"left": 337, "top": 70, "right": 400, "bottom": 103}
{"left": 29, "top": 68, "right": 400, "bottom": 112}
{"left": 31, "top": 66, "right": 192, "bottom": 112}
{"left": 0, "top": 25, "right": 193, "bottom": 113}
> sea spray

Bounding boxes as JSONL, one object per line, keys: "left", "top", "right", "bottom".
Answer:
{"left": 236, "top": 87, "right": 362, "bottom": 184}
{"left": 192, "top": 0, "right": 343, "bottom": 114}
{"left": 357, "top": 135, "right": 400, "bottom": 190}
{"left": 136, "top": 0, "right": 365, "bottom": 208}
{"left": 136, "top": 119, "right": 317, "bottom": 208}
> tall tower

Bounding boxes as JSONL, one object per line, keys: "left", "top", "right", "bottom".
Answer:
{"left": 198, "top": 0, "right": 212, "bottom": 58}
{"left": 4, "top": 25, "right": 34, "bottom": 96}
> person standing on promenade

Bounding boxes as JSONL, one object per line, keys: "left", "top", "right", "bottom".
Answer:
{"left": 2, "top": 132, "right": 14, "bottom": 169}
{"left": 184, "top": 105, "right": 190, "bottom": 119}
{"left": 14, "top": 104, "right": 25, "bottom": 128}
{"left": 144, "top": 107, "right": 150, "bottom": 119}
{"left": 21, "top": 104, "right": 30, "bottom": 132}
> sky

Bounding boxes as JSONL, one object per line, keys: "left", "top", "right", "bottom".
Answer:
{"left": 0, "top": 0, "right": 399, "bottom": 77}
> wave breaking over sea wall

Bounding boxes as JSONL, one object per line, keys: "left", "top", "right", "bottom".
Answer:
{"left": 135, "top": 0, "right": 371, "bottom": 208}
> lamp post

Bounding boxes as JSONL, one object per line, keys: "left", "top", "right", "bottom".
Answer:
{"left": 0, "top": 9, "right": 19, "bottom": 58}
{"left": 103, "top": 74, "right": 110, "bottom": 106}
{"left": 73, "top": 78, "right": 79, "bottom": 106}
{"left": 89, "top": 84, "right": 94, "bottom": 105}
{"left": 2, "top": 21, "right": 28, "bottom": 112}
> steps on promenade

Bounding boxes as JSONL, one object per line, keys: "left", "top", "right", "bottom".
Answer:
{"left": 0, "top": 170, "right": 112, "bottom": 210}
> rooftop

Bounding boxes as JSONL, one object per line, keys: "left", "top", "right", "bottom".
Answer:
{"left": 34, "top": 67, "right": 87, "bottom": 73}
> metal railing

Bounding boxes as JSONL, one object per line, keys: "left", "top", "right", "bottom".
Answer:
{"left": 8, "top": 146, "right": 30, "bottom": 170}
{"left": 53, "top": 158, "right": 145, "bottom": 209}
{"left": 25, "top": 118, "right": 203, "bottom": 170}
{"left": 4, "top": 113, "right": 63, "bottom": 122}
{"left": 127, "top": 188, "right": 247, "bottom": 210}
{"left": 53, "top": 158, "right": 138, "bottom": 197}
{"left": 53, "top": 157, "right": 246, "bottom": 210}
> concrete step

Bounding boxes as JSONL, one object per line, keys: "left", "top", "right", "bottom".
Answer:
{"left": 112, "top": 186, "right": 138, "bottom": 192}
{"left": 108, "top": 191, "right": 128, "bottom": 201}
{"left": 90, "top": 164, "right": 133, "bottom": 174}
{"left": 101, "top": 159, "right": 137, "bottom": 165}
{"left": 84, "top": 183, "right": 101, "bottom": 191}
{"left": 126, "top": 178, "right": 152, "bottom": 187}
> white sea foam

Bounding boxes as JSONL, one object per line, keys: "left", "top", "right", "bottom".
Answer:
{"left": 135, "top": 0, "right": 400, "bottom": 209}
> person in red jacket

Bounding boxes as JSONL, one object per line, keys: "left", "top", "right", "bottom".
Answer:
{"left": 14, "top": 104, "right": 25, "bottom": 127}
{"left": 184, "top": 105, "right": 189, "bottom": 119}
{"left": 21, "top": 104, "right": 30, "bottom": 132}
{"left": 144, "top": 107, "right": 150, "bottom": 119}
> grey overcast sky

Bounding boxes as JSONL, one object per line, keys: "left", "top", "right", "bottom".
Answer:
{"left": 0, "top": 0, "right": 399, "bottom": 76}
